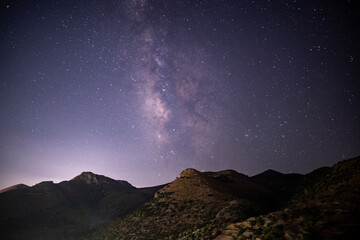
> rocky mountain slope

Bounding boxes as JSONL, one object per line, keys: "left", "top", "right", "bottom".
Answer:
{"left": 0, "top": 172, "right": 164, "bottom": 240}
{"left": 1, "top": 157, "right": 358, "bottom": 240}
{"left": 0, "top": 183, "right": 30, "bottom": 194}
{"left": 84, "top": 168, "right": 303, "bottom": 240}
{"left": 174, "top": 157, "right": 360, "bottom": 240}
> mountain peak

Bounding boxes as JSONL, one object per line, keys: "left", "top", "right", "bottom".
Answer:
{"left": 72, "top": 172, "right": 134, "bottom": 188}
{"left": 73, "top": 172, "right": 114, "bottom": 185}
{"left": 180, "top": 168, "right": 201, "bottom": 178}
{"left": 0, "top": 184, "right": 29, "bottom": 194}
{"left": 79, "top": 171, "right": 97, "bottom": 178}
{"left": 252, "top": 169, "right": 283, "bottom": 178}
{"left": 263, "top": 169, "right": 282, "bottom": 174}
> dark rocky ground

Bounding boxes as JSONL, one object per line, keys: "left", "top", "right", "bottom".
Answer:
{"left": 1, "top": 156, "right": 359, "bottom": 240}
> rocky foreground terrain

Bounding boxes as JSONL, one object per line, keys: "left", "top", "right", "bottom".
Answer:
{"left": 1, "top": 156, "right": 359, "bottom": 240}
{"left": 164, "top": 157, "right": 360, "bottom": 240}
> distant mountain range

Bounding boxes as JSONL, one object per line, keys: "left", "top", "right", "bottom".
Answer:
{"left": 1, "top": 156, "right": 359, "bottom": 240}
{"left": 0, "top": 172, "right": 164, "bottom": 239}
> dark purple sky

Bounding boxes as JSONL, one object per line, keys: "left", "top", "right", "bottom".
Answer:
{"left": 0, "top": 0, "right": 359, "bottom": 189}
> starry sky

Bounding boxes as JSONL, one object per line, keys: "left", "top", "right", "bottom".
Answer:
{"left": 0, "top": 0, "right": 359, "bottom": 189}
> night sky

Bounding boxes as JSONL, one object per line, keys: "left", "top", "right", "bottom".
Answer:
{"left": 1, "top": 0, "right": 359, "bottom": 189}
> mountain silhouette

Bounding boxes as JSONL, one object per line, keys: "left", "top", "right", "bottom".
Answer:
{"left": 0, "top": 172, "right": 165, "bottom": 240}
{"left": 82, "top": 168, "right": 304, "bottom": 239}
{"left": 0, "top": 157, "right": 359, "bottom": 240}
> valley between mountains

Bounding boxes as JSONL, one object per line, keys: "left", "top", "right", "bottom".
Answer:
{"left": 1, "top": 156, "right": 359, "bottom": 240}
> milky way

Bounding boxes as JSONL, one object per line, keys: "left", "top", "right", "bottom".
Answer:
{"left": 127, "top": 2, "right": 221, "bottom": 158}
{"left": 0, "top": 0, "right": 359, "bottom": 188}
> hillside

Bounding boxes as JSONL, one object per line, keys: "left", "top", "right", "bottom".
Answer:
{"left": 0, "top": 172, "right": 164, "bottom": 240}
{"left": 85, "top": 168, "right": 303, "bottom": 239}
{"left": 0, "top": 184, "right": 30, "bottom": 194}
{"left": 1, "top": 157, "right": 359, "bottom": 240}
{"left": 180, "top": 157, "right": 360, "bottom": 240}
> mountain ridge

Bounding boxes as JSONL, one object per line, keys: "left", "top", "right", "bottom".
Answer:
{"left": 0, "top": 172, "right": 165, "bottom": 240}
{"left": 0, "top": 183, "right": 30, "bottom": 194}
{"left": 1, "top": 157, "right": 359, "bottom": 240}
{"left": 0, "top": 168, "right": 302, "bottom": 193}
{"left": 83, "top": 157, "right": 359, "bottom": 240}
{"left": 81, "top": 167, "right": 305, "bottom": 240}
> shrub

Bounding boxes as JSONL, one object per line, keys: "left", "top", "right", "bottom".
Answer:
{"left": 263, "top": 225, "right": 285, "bottom": 240}
{"left": 254, "top": 227, "right": 262, "bottom": 235}
{"left": 256, "top": 216, "right": 265, "bottom": 226}
{"left": 213, "top": 229, "right": 221, "bottom": 237}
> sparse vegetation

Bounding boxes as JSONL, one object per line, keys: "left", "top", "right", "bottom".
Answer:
{"left": 1, "top": 157, "right": 359, "bottom": 240}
